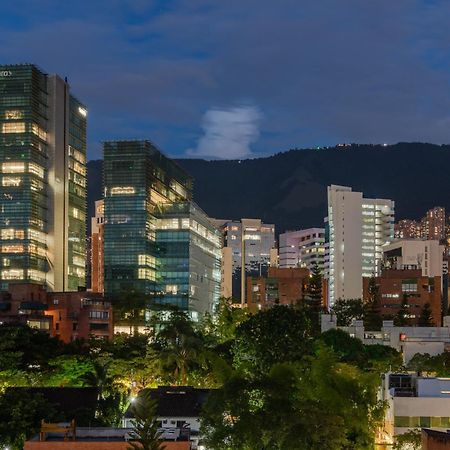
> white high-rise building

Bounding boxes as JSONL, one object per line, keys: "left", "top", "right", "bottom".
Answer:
{"left": 279, "top": 228, "right": 325, "bottom": 271}
{"left": 325, "top": 185, "right": 394, "bottom": 307}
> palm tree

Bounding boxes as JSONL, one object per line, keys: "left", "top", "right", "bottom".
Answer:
{"left": 128, "top": 390, "right": 166, "bottom": 450}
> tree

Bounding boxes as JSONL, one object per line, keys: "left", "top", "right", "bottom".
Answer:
{"left": 393, "top": 428, "right": 421, "bottom": 450}
{"left": 128, "top": 390, "right": 166, "bottom": 450}
{"left": 332, "top": 298, "right": 364, "bottom": 326}
{"left": 303, "top": 263, "right": 323, "bottom": 333}
{"left": 0, "top": 389, "right": 57, "bottom": 450}
{"left": 394, "top": 294, "right": 410, "bottom": 327}
{"left": 81, "top": 361, "right": 125, "bottom": 425}
{"left": 202, "top": 348, "right": 385, "bottom": 450}
{"left": 232, "top": 305, "right": 313, "bottom": 375}
{"left": 419, "top": 302, "right": 434, "bottom": 326}
{"left": 155, "top": 309, "right": 205, "bottom": 385}
{"left": 113, "top": 290, "right": 150, "bottom": 336}
{"left": 363, "top": 276, "right": 383, "bottom": 331}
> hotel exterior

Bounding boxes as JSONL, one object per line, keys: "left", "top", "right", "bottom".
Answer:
{"left": 0, "top": 64, "right": 87, "bottom": 291}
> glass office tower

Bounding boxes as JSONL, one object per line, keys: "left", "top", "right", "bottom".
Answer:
{"left": 0, "top": 64, "right": 87, "bottom": 291}
{"left": 103, "top": 140, "right": 193, "bottom": 297}
{"left": 156, "top": 202, "right": 222, "bottom": 318}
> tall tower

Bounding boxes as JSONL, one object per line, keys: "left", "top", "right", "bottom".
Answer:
{"left": 325, "top": 185, "right": 394, "bottom": 307}
{"left": 0, "top": 64, "right": 87, "bottom": 291}
{"left": 103, "top": 140, "right": 192, "bottom": 297}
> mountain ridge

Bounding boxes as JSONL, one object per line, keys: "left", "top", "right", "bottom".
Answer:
{"left": 87, "top": 142, "right": 450, "bottom": 234}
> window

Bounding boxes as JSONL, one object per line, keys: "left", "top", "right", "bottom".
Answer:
{"left": 4, "top": 110, "right": 23, "bottom": 120}
{"left": 2, "top": 162, "right": 25, "bottom": 173}
{"left": 2, "top": 177, "right": 21, "bottom": 187}
{"left": 31, "top": 123, "right": 47, "bottom": 141}
{"left": 2, "top": 122, "right": 25, "bottom": 133}
{"left": 89, "top": 311, "right": 109, "bottom": 320}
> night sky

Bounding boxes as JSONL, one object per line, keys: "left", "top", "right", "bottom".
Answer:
{"left": 1, "top": 0, "right": 450, "bottom": 160}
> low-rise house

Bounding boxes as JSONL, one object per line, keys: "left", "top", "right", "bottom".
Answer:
{"left": 123, "top": 386, "right": 210, "bottom": 449}
{"left": 25, "top": 426, "right": 190, "bottom": 450}
{"left": 378, "top": 373, "right": 450, "bottom": 447}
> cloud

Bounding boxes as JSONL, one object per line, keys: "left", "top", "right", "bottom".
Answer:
{"left": 187, "top": 105, "right": 261, "bottom": 159}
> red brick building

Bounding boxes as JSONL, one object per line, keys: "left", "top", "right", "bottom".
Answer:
{"left": 90, "top": 200, "right": 104, "bottom": 293}
{"left": 246, "top": 267, "right": 310, "bottom": 311}
{"left": 0, "top": 283, "right": 112, "bottom": 342}
{"left": 363, "top": 269, "right": 441, "bottom": 326}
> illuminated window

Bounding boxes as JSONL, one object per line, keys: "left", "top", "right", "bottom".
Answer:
{"left": 2, "top": 122, "right": 25, "bottom": 133}
{"left": 166, "top": 285, "right": 178, "bottom": 294}
{"left": 1, "top": 269, "right": 24, "bottom": 279}
{"left": 2, "top": 177, "right": 21, "bottom": 187}
{"left": 1, "top": 245, "right": 25, "bottom": 253}
{"left": 28, "top": 162, "right": 44, "bottom": 178}
{"left": 78, "top": 107, "right": 87, "bottom": 117}
{"left": 2, "top": 162, "right": 25, "bottom": 173}
{"left": 4, "top": 110, "right": 23, "bottom": 120}
{"left": 72, "top": 256, "right": 85, "bottom": 267}
{"left": 111, "top": 186, "right": 135, "bottom": 195}
{"left": 31, "top": 123, "right": 47, "bottom": 141}
{"left": 28, "top": 269, "right": 46, "bottom": 282}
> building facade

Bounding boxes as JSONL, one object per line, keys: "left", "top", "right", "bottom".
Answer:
{"left": 0, "top": 283, "right": 112, "bottom": 342}
{"left": 378, "top": 373, "right": 450, "bottom": 448}
{"left": 215, "top": 218, "right": 275, "bottom": 304}
{"left": 383, "top": 239, "right": 444, "bottom": 279}
{"left": 246, "top": 267, "right": 309, "bottom": 312}
{"left": 90, "top": 200, "right": 104, "bottom": 293}
{"left": 279, "top": 228, "right": 325, "bottom": 271}
{"left": 155, "top": 202, "right": 222, "bottom": 319}
{"left": 0, "top": 64, "right": 87, "bottom": 291}
{"left": 103, "top": 140, "right": 192, "bottom": 297}
{"left": 321, "top": 314, "right": 450, "bottom": 364}
{"left": 325, "top": 185, "right": 395, "bottom": 307}
{"left": 362, "top": 269, "right": 441, "bottom": 326}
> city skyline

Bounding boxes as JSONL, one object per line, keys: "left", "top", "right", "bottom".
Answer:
{"left": 2, "top": 1, "right": 450, "bottom": 160}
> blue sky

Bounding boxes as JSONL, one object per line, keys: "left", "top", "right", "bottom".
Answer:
{"left": 1, "top": 0, "right": 450, "bottom": 160}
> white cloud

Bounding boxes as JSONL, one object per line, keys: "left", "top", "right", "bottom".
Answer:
{"left": 187, "top": 105, "right": 261, "bottom": 159}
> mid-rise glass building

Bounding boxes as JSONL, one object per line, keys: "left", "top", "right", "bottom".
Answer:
{"left": 156, "top": 202, "right": 222, "bottom": 318}
{"left": 103, "top": 140, "right": 193, "bottom": 297}
{"left": 0, "top": 64, "right": 87, "bottom": 291}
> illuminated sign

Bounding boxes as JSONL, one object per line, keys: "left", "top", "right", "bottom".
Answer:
{"left": 0, "top": 71, "right": 12, "bottom": 77}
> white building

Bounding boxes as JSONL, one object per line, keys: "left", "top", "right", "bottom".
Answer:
{"left": 383, "top": 239, "right": 444, "bottom": 280}
{"left": 279, "top": 228, "right": 325, "bottom": 271}
{"left": 379, "top": 373, "right": 450, "bottom": 447}
{"left": 321, "top": 314, "right": 450, "bottom": 363}
{"left": 325, "top": 185, "right": 394, "bottom": 307}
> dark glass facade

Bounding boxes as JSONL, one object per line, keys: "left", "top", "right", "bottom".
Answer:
{"left": 156, "top": 202, "right": 221, "bottom": 318}
{"left": 103, "top": 140, "right": 193, "bottom": 297}
{"left": 0, "top": 64, "right": 87, "bottom": 291}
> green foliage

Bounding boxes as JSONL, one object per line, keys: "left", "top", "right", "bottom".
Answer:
{"left": 393, "top": 428, "right": 421, "bottom": 450}
{"left": 419, "top": 302, "right": 434, "bottom": 326}
{"left": 407, "top": 351, "right": 450, "bottom": 376}
{"left": 320, "top": 329, "right": 403, "bottom": 373}
{"left": 332, "top": 298, "right": 364, "bottom": 326}
{"left": 154, "top": 309, "right": 206, "bottom": 385}
{"left": 0, "top": 390, "right": 57, "bottom": 450}
{"left": 394, "top": 294, "right": 410, "bottom": 327}
{"left": 202, "top": 348, "right": 385, "bottom": 450}
{"left": 128, "top": 390, "right": 166, "bottom": 450}
{"left": 46, "top": 356, "right": 94, "bottom": 386}
{"left": 303, "top": 263, "right": 323, "bottom": 333}
{"left": 364, "top": 276, "right": 383, "bottom": 331}
{"left": 0, "top": 324, "right": 63, "bottom": 372}
{"left": 232, "top": 305, "right": 313, "bottom": 374}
